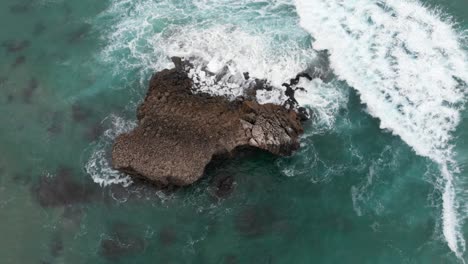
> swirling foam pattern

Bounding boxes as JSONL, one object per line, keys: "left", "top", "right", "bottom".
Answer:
{"left": 295, "top": 0, "right": 468, "bottom": 259}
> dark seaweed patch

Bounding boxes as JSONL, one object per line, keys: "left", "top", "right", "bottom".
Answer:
{"left": 223, "top": 254, "right": 238, "bottom": 264}
{"left": 50, "top": 232, "right": 63, "bottom": 257}
{"left": 211, "top": 175, "right": 234, "bottom": 199}
{"left": 71, "top": 103, "right": 91, "bottom": 122}
{"left": 68, "top": 24, "right": 91, "bottom": 44}
{"left": 33, "top": 22, "right": 46, "bottom": 36}
{"left": 2, "top": 40, "right": 31, "bottom": 53}
{"left": 100, "top": 223, "right": 146, "bottom": 259}
{"left": 62, "top": 206, "right": 85, "bottom": 229}
{"left": 12, "top": 173, "right": 32, "bottom": 185}
{"left": 12, "top": 55, "right": 26, "bottom": 68}
{"left": 158, "top": 226, "right": 177, "bottom": 246}
{"left": 9, "top": 2, "right": 31, "bottom": 13}
{"left": 22, "top": 78, "right": 39, "bottom": 103}
{"left": 0, "top": 76, "right": 7, "bottom": 87}
{"left": 47, "top": 112, "right": 63, "bottom": 136}
{"left": 324, "top": 212, "right": 354, "bottom": 234}
{"left": 85, "top": 122, "right": 105, "bottom": 141}
{"left": 7, "top": 95, "right": 14, "bottom": 103}
{"left": 234, "top": 206, "right": 276, "bottom": 237}
{"left": 32, "top": 167, "right": 96, "bottom": 207}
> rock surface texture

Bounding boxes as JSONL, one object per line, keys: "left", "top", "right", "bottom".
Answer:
{"left": 112, "top": 61, "right": 304, "bottom": 186}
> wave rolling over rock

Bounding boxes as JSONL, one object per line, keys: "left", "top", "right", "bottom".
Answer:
{"left": 111, "top": 58, "right": 304, "bottom": 186}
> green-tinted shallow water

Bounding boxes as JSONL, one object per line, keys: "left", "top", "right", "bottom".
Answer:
{"left": 0, "top": 0, "right": 467, "bottom": 263}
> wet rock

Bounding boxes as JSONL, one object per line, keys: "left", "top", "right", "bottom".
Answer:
{"left": 234, "top": 206, "right": 275, "bottom": 237}
{"left": 297, "top": 107, "right": 311, "bottom": 122}
{"left": 100, "top": 224, "right": 146, "bottom": 259}
{"left": 112, "top": 59, "right": 304, "bottom": 186}
{"left": 305, "top": 49, "right": 333, "bottom": 81}
{"left": 32, "top": 167, "right": 96, "bottom": 207}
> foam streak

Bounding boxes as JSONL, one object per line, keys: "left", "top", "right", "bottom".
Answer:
{"left": 295, "top": 0, "right": 468, "bottom": 259}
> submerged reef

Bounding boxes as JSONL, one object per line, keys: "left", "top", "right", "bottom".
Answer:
{"left": 112, "top": 57, "right": 305, "bottom": 186}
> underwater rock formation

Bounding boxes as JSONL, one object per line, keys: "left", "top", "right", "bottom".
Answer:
{"left": 112, "top": 58, "right": 304, "bottom": 186}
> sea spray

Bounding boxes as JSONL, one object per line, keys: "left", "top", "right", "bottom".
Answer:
{"left": 294, "top": 0, "right": 468, "bottom": 258}
{"left": 85, "top": 115, "right": 135, "bottom": 187}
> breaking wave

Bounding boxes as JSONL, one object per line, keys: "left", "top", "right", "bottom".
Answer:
{"left": 90, "top": 0, "right": 350, "bottom": 188}
{"left": 97, "top": 0, "right": 344, "bottom": 112}
{"left": 295, "top": 0, "right": 468, "bottom": 259}
{"left": 85, "top": 115, "right": 136, "bottom": 187}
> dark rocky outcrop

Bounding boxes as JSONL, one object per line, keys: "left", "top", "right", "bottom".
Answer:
{"left": 112, "top": 59, "right": 304, "bottom": 186}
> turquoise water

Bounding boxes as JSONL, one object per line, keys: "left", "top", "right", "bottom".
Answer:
{"left": 0, "top": 0, "right": 467, "bottom": 263}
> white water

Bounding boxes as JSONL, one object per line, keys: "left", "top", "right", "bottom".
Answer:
{"left": 91, "top": 0, "right": 468, "bottom": 258}
{"left": 98, "top": 0, "right": 350, "bottom": 108}
{"left": 91, "top": 0, "right": 351, "bottom": 187}
{"left": 85, "top": 115, "right": 136, "bottom": 187}
{"left": 295, "top": 0, "right": 468, "bottom": 259}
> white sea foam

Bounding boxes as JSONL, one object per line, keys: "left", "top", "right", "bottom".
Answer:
{"left": 98, "top": 0, "right": 338, "bottom": 105}
{"left": 94, "top": 0, "right": 352, "bottom": 192}
{"left": 294, "top": 78, "right": 347, "bottom": 132}
{"left": 85, "top": 115, "right": 136, "bottom": 187}
{"left": 295, "top": 0, "right": 468, "bottom": 258}
{"left": 91, "top": 0, "right": 352, "bottom": 190}
{"left": 159, "top": 25, "right": 314, "bottom": 103}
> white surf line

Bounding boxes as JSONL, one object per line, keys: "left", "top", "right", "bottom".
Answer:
{"left": 294, "top": 0, "right": 468, "bottom": 259}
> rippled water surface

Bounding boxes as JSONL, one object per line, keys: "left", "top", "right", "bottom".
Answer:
{"left": 0, "top": 0, "right": 467, "bottom": 263}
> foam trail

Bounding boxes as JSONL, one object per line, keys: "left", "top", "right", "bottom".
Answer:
{"left": 85, "top": 115, "right": 136, "bottom": 187}
{"left": 91, "top": 0, "right": 350, "bottom": 187}
{"left": 97, "top": 0, "right": 319, "bottom": 104}
{"left": 294, "top": 0, "right": 468, "bottom": 259}
{"left": 159, "top": 25, "right": 314, "bottom": 104}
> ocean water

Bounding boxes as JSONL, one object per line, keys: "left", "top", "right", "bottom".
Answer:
{"left": 0, "top": 0, "right": 467, "bottom": 263}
